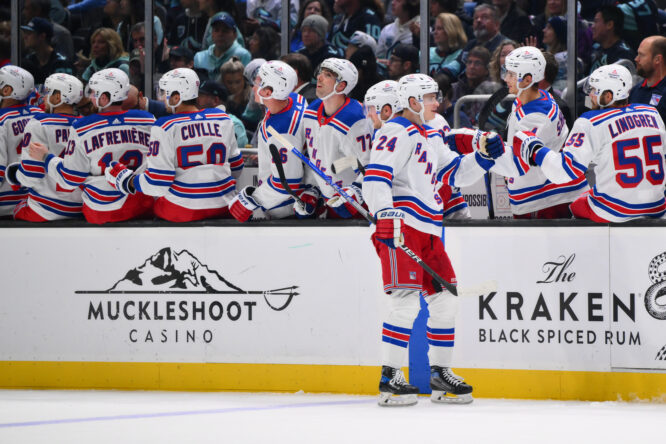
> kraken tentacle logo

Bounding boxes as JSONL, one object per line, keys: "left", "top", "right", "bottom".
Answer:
{"left": 645, "top": 252, "right": 666, "bottom": 321}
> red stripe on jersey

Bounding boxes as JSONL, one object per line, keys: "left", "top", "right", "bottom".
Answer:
{"left": 29, "top": 194, "right": 82, "bottom": 213}
{"left": 395, "top": 200, "right": 443, "bottom": 222}
{"left": 171, "top": 181, "right": 235, "bottom": 194}
{"left": 590, "top": 190, "right": 666, "bottom": 215}
{"left": 511, "top": 175, "right": 586, "bottom": 201}
{"left": 84, "top": 187, "right": 121, "bottom": 202}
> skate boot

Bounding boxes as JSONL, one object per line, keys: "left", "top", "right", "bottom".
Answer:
{"left": 378, "top": 366, "right": 419, "bottom": 407}
{"left": 430, "top": 366, "right": 473, "bottom": 404}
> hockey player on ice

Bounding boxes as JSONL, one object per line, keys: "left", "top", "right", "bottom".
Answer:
{"left": 513, "top": 63, "right": 666, "bottom": 222}
{"left": 0, "top": 65, "right": 42, "bottom": 217}
{"left": 362, "top": 73, "right": 504, "bottom": 406}
{"left": 6, "top": 73, "right": 84, "bottom": 221}
{"left": 229, "top": 60, "right": 309, "bottom": 221}
{"left": 490, "top": 47, "right": 588, "bottom": 219}
{"left": 302, "top": 58, "right": 373, "bottom": 218}
{"left": 104, "top": 68, "right": 243, "bottom": 222}
{"left": 29, "top": 68, "right": 155, "bottom": 224}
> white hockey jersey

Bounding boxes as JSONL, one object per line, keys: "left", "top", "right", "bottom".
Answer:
{"left": 253, "top": 93, "right": 307, "bottom": 216}
{"left": 17, "top": 113, "right": 83, "bottom": 220}
{"left": 46, "top": 110, "right": 155, "bottom": 212}
{"left": 363, "top": 117, "right": 490, "bottom": 236}
{"left": 302, "top": 97, "right": 373, "bottom": 199}
{"left": 538, "top": 104, "right": 666, "bottom": 222}
{"left": 133, "top": 108, "right": 243, "bottom": 210}
{"left": 493, "top": 90, "right": 588, "bottom": 215}
{"left": 425, "top": 113, "right": 470, "bottom": 219}
{"left": 0, "top": 104, "right": 43, "bottom": 215}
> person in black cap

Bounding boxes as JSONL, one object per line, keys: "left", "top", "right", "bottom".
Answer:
{"left": 20, "top": 17, "right": 71, "bottom": 85}
{"left": 197, "top": 80, "right": 249, "bottom": 147}
{"left": 349, "top": 46, "right": 381, "bottom": 103}
{"left": 169, "top": 46, "right": 195, "bottom": 70}
{"left": 194, "top": 13, "right": 251, "bottom": 81}
{"left": 387, "top": 43, "right": 419, "bottom": 80}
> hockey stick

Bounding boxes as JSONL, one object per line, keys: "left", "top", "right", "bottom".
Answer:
{"left": 267, "top": 125, "right": 458, "bottom": 296}
{"left": 331, "top": 156, "right": 366, "bottom": 175}
{"left": 268, "top": 143, "right": 305, "bottom": 207}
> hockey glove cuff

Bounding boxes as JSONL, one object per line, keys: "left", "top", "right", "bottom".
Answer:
{"left": 105, "top": 161, "right": 135, "bottom": 195}
{"left": 229, "top": 186, "right": 260, "bottom": 222}
{"left": 375, "top": 208, "right": 405, "bottom": 249}
{"left": 513, "top": 131, "right": 546, "bottom": 170}
{"left": 327, "top": 183, "right": 364, "bottom": 218}
{"left": 294, "top": 187, "right": 321, "bottom": 218}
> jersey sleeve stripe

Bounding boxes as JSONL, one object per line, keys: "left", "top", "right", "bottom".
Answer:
{"left": 590, "top": 188, "right": 666, "bottom": 214}
{"left": 562, "top": 152, "right": 587, "bottom": 179}
{"left": 18, "top": 163, "right": 45, "bottom": 178}
{"left": 268, "top": 176, "right": 304, "bottom": 194}
{"left": 229, "top": 154, "right": 244, "bottom": 171}
{"left": 57, "top": 164, "right": 88, "bottom": 186}
{"left": 168, "top": 177, "right": 236, "bottom": 198}
{"left": 83, "top": 184, "right": 124, "bottom": 204}
{"left": 436, "top": 157, "right": 462, "bottom": 185}
{"left": 393, "top": 196, "right": 443, "bottom": 225}
{"left": 0, "top": 111, "right": 20, "bottom": 124}
{"left": 29, "top": 190, "right": 83, "bottom": 213}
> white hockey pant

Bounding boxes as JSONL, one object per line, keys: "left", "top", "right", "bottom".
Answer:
{"left": 381, "top": 289, "right": 421, "bottom": 369}
{"left": 424, "top": 290, "right": 459, "bottom": 367}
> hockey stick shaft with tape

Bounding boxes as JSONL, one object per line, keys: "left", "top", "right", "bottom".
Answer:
{"left": 268, "top": 143, "right": 305, "bottom": 207}
{"left": 267, "top": 125, "right": 458, "bottom": 296}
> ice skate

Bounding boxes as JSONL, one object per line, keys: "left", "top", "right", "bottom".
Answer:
{"left": 430, "top": 366, "right": 473, "bottom": 404}
{"left": 378, "top": 366, "right": 419, "bottom": 407}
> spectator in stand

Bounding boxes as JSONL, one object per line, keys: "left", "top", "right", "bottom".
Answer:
{"left": 200, "top": 2, "right": 246, "bottom": 50}
{"left": 451, "top": 46, "right": 500, "bottom": 126}
{"left": 531, "top": 0, "right": 565, "bottom": 45}
{"left": 81, "top": 28, "right": 129, "bottom": 82}
{"left": 20, "top": 18, "right": 71, "bottom": 85}
{"left": 169, "top": 46, "right": 195, "bottom": 70}
{"left": 330, "top": 0, "right": 384, "bottom": 52}
{"left": 22, "top": 0, "right": 74, "bottom": 63}
{"left": 376, "top": 0, "right": 419, "bottom": 60}
{"left": 386, "top": 43, "right": 418, "bottom": 80}
{"left": 616, "top": 0, "right": 660, "bottom": 51}
{"left": 130, "top": 22, "right": 170, "bottom": 75}
{"left": 248, "top": 26, "right": 280, "bottom": 61}
{"left": 194, "top": 14, "right": 251, "bottom": 81}
{"left": 169, "top": 0, "right": 208, "bottom": 52}
{"left": 102, "top": 0, "right": 126, "bottom": 31}
{"left": 117, "top": 0, "right": 166, "bottom": 54}
{"left": 429, "top": 12, "right": 467, "bottom": 77}
{"left": 281, "top": 52, "right": 317, "bottom": 103}
{"left": 439, "top": 4, "right": 507, "bottom": 83}
{"left": 291, "top": 0, "right": 334, "bottom": 52}
{"left": 197, "top": 80, "right": 249, "bottom": 147}
{"left": 0, "top": 21, "right": 9, "bottom": 68}
{"left": 542, "top": 16, "right": 568, "bottom": 94}
{"left": 630, "top": 36, "right": 666, "bottom": 124}
{"left": 297, "top": 15, "right": 342, "bottom": 77}
{"left": 589, "top": 6, "right": 636, "bottom": 75}
{"left": 220, "top": 57, "right": 252, "bottom": 120}
{"left": 429, "top": 0, "right": 473, "bottom": 39}
{"left": 492, "top": 0, "right": 535, "bottom": 45}
{"left": 344, "top": 31, "right": 378, "bottom": 59}
{"left": 246, "top": 0, "right": 299, "bottom": 30}
{"left": 434, "top": 73, "right": 472, "bottom": 129}
{"left": 350, "top": 46, "right": 382, "bottom": 103}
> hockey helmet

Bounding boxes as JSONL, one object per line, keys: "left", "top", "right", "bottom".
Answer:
{"left": 319, "top": 58, "right": 358, "bottom": 97}
{"left": 502, "top": 46, "right": 545, "bottom": 87}
{"left": 158, "top": 68, "right": 200, "bottom": 112}
{"left": 44, "top": 73, "right": 84, "bottom": 108}
{"left": 364, "top": 80, "right": 402, "bottom": 121}
{"left": 397, "top": 74, "right": 440, "bottom": 124}
{"left": 86, "top": 68, "right": 130, "bottom": 109}
{"left": 0, "top": 65, "right": 35, "bottom": 101}
{"left": 244, "top": 58, "right": 267, "bottom": 86}
{"left": 256, "top": 60, "right": 297, "bottom": 101}
{"left": 584, "top": 64, "right": 632, "bottom": 108}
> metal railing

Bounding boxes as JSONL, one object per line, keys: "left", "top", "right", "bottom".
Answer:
{"left": 453, "top": 94, "right": 516, "bottom": 129}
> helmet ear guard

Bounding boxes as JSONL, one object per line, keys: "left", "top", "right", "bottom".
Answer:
{"left": 158, "top": 68, "right": 200, "bottom": 113}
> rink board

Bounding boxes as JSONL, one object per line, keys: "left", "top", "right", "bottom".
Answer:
{"left": 1, "top": 224, "right": 665, "bottom": 401}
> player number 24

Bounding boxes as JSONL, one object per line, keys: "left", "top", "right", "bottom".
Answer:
{"left": 612, "top": 135, "right": 664, "bottom": 188}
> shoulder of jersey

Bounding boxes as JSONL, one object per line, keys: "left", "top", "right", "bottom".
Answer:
{"left": 156, "top": 108, "right": 230, "bottom": 130}
{"left": 384, "top": 116, "right": 420, "bottom": 136}
{"left": 290, "top": 92, "right": 307, "bottom": 109}
{"left": 32, "top": 112, "right": 80, "bottom": 125}
{"left": 0, "top": 105, "right": 41, "bottom": 123}
{"left": 266, "top": 95, "right": 306, "bottom": 136}
{"left": 517, "top": 90, "right": 559, "bottom": 122}
{"left": 335, "top": 98, "right": 366, "bottom": 126}
{"left": 306, "top": 98, "right": 322, "bottom": 112}
{"left": 581, "top": 103, "right": 660, "bottom": 126}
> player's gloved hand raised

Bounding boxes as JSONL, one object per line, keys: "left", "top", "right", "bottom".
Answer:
{"left": 326, "top": 183, "right": 363, "bottom": 218}
{"left": 105, "top": 161, "right": 135, "bottom": 194}
{"left": 229, "top": 186, "right": 260, "bottom": 222}
{"left": 513, "top": 131, "right": 545, "bottom": 168}
{"left": 444, "top": 128, "right": 484, "bottom": 154}
{"left": 481, "top": 132, "right": 504, "bottom": 160}
{"left": 375, "top": 208, "right": 405, "bottom": 249}
{"left": 294, "top": 187, "right": 320, "bottom": 218}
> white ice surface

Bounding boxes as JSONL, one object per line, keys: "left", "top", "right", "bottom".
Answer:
{"left": 0, "top": 390, "right": 664, "bottom": 443}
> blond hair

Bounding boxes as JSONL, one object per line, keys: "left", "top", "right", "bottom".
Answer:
{"left": 436, "top": 13, "right": 468, "bottom": 52}
{"left": 89, "top": 28, "right": 127, "bottom": 60}
{"left": 220, "top": 56, "right": 245, "bottom": 77}
{"left": 489, "top": 40, "right": 518, "bottom": 83}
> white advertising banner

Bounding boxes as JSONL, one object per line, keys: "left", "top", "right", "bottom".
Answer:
{"left": 0, "top": 226, "right": 384, "bottom": 365}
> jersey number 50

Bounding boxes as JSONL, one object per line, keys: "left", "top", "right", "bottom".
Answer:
{"left": 612, "top": 135, "right": 664, "bottom": 188}
{"left": 177, "top": 143, "right": 228, "bottom": 168}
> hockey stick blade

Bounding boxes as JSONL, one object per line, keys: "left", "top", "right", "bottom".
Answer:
{"left": 266, "top": 125, "right": 458, "bottom": 296}
{"left": 268, "top": 143, "right": 305, "bottom": 207}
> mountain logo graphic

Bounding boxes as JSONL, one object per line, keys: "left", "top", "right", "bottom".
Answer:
{"left": 76, "top": 247, "right": 298, "bottom": 311}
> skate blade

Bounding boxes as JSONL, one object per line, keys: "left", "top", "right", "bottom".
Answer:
{"left": 378, "top": 392, "right": 418, "bottom": 407}
{"left": 430, "top": 391, "right": 473, "bottom": 405}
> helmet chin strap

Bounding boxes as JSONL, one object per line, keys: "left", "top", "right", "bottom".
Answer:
{"left": 320, "top": 80, "right": 342, "bottom": 102}
{"left": 167, "top": 94, "right": 182, "bottom": 114}
{"left": 407, "top": 100, "right": 426, "bottom": 125}
{"left": 47, "top": 94, "right": 64, "bottom": 112}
